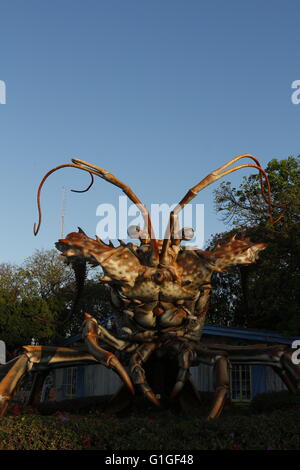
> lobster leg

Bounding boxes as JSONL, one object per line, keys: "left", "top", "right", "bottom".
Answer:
{"left": 82, "top": 313, "right": 135, "bottom": 394}
{"left": 26, "top": 371, "right": 49, "bottom": 406}
{"left": 271, "top": 367, "right": 297, "bottom": 393}
{"left": 170, "top": 342, "right": 195, "bottom": 398}
{"left": 280, "top": 349, "right": 300, "bottom": 389}
{"left": 0, "top": 355, "right": 29, "bottom": 418}
{"left": 206, "top": 343, "right": 300, "bottom": 398}
{"left": 0, "top": 356, "right": 21, "bottom": 381}
{"left": 209, "top": 355, "right": 230, "bottom": 419}
{"left": 129, "top": 343, "right": 160, "bottom": 407}
{"left": 0, "top": 346, "right": 100, "bottom": 418}
{"left": 165, "top": 341, "right": 229, "bottom": 418}
{"left": 192, "top": 344, "right": 230, "bottom": 420}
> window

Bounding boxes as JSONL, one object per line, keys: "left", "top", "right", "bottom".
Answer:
{"left": 230, "top": 364, "right": 252, "bottom": 401}
{"left": 62, "top": 367, "right": 77, "bottom": 398}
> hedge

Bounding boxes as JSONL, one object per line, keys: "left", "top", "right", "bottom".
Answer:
{"left": 250, "top": 390, "right": 300, "bottom": 414}
{"left": 1, "top": 403, "right": 300, "bottom": 450}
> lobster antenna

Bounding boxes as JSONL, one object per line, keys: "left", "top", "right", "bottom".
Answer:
{"left": 33, "top": 159, "right": 159, "bottom": 264}
{"left": 160, "top": 154, "right": 286, "bottom": 265}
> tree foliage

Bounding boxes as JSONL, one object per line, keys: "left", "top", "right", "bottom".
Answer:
{"left": 208, "top": 156, "right": 300, "bottom": 336}
{"left": 0, "top": 249, "right": 113, "bottom": 353}
{"left": 214, "top": 156, "right": 299, "bottom": 228}
{"left": 22, "top": 249, "right": 74, "bottom": 298}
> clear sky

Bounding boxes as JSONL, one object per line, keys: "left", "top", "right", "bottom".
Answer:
{"left": 0, "top": 0, "right": 299, "bottom": 264}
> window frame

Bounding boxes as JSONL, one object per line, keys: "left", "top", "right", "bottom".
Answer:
{"left": 230, "top": 364, "right": 252, "bottom": 402}
{"left": 62, "top": 367, "right": 78, "bottom": 398}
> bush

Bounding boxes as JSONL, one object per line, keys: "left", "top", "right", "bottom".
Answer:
{"left": 1, "top": 404, "right": 300, "bottom": 450}
{"left": 250, "top": 391, "right": 300, "bottom": 414}
{"left": 36, "top": 395, "right": 110, "bottom": 415}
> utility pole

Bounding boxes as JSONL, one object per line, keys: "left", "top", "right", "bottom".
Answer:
{"left": 60, "top": 186, "right": 67, "bottom": 238}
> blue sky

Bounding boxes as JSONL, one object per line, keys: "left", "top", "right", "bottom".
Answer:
{"left": 0, "top": 0, "right": 299, "bottom": 264}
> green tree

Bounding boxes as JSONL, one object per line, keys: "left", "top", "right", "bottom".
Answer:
{"left": 0, "top": 249, "right": 115, "bottom": 352}
{"left": 0, "top": 263, "right": 36, "bottom": 300}
{"left": 209, "top": 156, "right": 300, "bottom": 336}
{"left": 22, "top": 249, "right": 74, "bottom": 298}
{"left": 0, "top": 289, "right": 56, "bottom": 353}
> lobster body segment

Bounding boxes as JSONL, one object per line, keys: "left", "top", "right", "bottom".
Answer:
{"left": 56, "top": 231, "right": 267, "bottom": 343}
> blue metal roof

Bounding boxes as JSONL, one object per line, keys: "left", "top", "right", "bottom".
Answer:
{"left": 63, "top": 333, "right": 81, "bottom": 345}
{"left": 63, "top": 325, "right": 300, "bottom": 346}
{"left": 202, "top": 325, "right": 300, "bottom": 345}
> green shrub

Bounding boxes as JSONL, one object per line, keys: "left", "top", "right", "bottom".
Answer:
{"left": 250, "top": 391, "right": 300, "bottom": 414}
{"left": 1, "top": 404, "right": 300, "bottom": 450}
{"left": 36, "top": 395, "right": 110, "bottom": 415}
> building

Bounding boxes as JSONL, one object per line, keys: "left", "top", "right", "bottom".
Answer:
{"left": 44, "top": 326, "right": 300, "bottom": 404}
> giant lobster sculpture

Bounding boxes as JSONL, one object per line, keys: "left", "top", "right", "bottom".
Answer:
{"left": 0, "top": 155, "right": 299, "bottom": 419}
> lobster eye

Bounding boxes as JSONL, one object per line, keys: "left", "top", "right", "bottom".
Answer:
{"left": 127, "top": 225, "right": 141, "bottom": 238}
{"left": 127, "top": 225, "right": 148, "bottom": 240}
{"left": 181, "top": 227, "right": 194, "bottom": 241}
